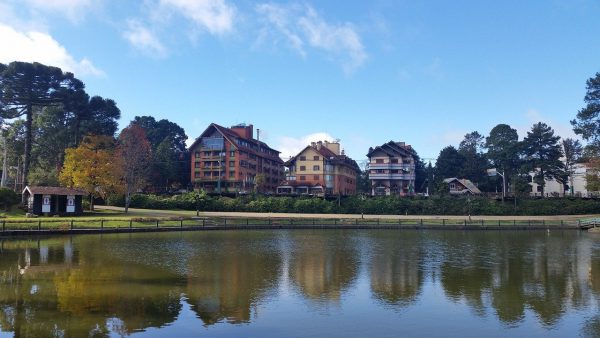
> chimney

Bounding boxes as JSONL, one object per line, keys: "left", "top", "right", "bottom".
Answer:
{"left": 325, "top": 141, "right": 340, "bottom": 155}
{"left": 311, "top": 142, "right": 316, "bottom": 147}
{"left": 231, "top": 123, "right": 254, "bottom": 139}
{"left": 317, "top": 141, "right": 323, "bottom": 149}
{"left": 257, "top": 128, "right": 260, "bottom": 142}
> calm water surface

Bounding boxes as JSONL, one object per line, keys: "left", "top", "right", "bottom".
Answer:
{"left": 1, "top": 230, "right": 599, "bottom": 337}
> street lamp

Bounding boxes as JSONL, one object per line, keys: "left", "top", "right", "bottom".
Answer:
{"left": 487, "top": 168, "right": 505, "bottom": 202}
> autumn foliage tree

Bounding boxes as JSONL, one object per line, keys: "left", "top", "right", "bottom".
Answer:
{"left": 59, "top": 135, "right": 121, "bottom": 210}
{"left": 118, "top": 123, "right": 152, "bottom": 213}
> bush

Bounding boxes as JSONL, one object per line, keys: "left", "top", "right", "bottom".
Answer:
{"left": 99, "top": 191, "right": 600, "bottom": 216}
{"left": 0, "top": 188, "right": 19, "bottom": 211}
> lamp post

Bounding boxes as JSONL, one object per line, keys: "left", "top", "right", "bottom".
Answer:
{"left": 487, "top": 168, "right": 506, "bottom": 202}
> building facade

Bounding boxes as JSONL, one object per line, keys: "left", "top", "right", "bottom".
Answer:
{"left": 277, "top": 140, "right": 359, "bottom": 196}
{"left": 189, "top": 123, "right": 284, "bottom": 193}
{"left": 529, "top": 163, "right": 599, "bottom": 197}
{"left": 367, "top": 141, "right": 416, "bottom": 196}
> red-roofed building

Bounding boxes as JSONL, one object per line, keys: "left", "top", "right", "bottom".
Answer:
{"left": 189, "top": 123, "right": 284, "bottom": 193}
{"left": 277, "top": 140, "right": 359, "bottom": 196}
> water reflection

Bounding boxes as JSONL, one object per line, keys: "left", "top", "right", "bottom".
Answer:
{"left": 0, "top": 230, "right": 598, "bottom": 337}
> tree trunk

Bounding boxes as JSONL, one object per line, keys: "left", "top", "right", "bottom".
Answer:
{"left": 1, "top": 135, "right": 7, "bottom": 187}
{"left": 124, "top": 191, "right": 130, "bottom": 214}
{"left": 22, "top": 105, "right": 33, "bottom": 189}
{"left": 90, "top": 195, "right": 94, "bottom": 211}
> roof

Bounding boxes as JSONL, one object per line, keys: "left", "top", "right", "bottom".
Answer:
{"left": 23, "top": 186, "right": 88, "bottom": 196}
{"left": 285, "top": 144, "right": 360, "bottom": 172}
{"left": 442, "top": 178, "right": 482, "bottom": 194}
{"left": 367, "top": 141, "right": 416, "bottom": 159}
{"left": 189, "top": 123, "right": 283, "bottom": 164}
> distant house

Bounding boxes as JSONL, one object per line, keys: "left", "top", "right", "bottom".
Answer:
{"left": 277, "top": 140, "right": 360, "bottom": 196}
{"left": 22, "top": 186, "right": 87, "bottom": 216}
{"left": 442, "top": 178, "right": 482, "bottom": 195}
{"left": 528, "top": 162, "right": 599, "bottom": 197}
{"left": 188, "top": 123, "right": 284, "bottom": 193}
{"left": 367, "top": 141, "right": 417, "bottom": 196}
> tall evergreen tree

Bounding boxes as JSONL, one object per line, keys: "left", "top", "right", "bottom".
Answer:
{"left": 458, "top": 131, "right": 489, "bottom": 188}
{"left": 562, "top": 138, "right": 582, "bottom": 196}
{"left": 435, "top": 146, "right": 465, "bottom": 181}
{"left": 485, "top": 124, "right": 521, "bottom": 193}
{"left": 521, "top": 122, "right": 564, "bottom": 195}
{"left": 571, "top": 72, "right": 600, "bottom": 153}
{"left": 0, "top": 62, "right": 66, "bottom": 187}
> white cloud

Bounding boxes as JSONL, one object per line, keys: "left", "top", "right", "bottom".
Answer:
{"left": 518, "top": 108, "right": 578, "bottom": 141}
{"left": 123, "top": 20, "right": 167, "bottom": 58}
{"left": 256, "top": 3, "right": 367, "bottom": 73}
{"left": 0, "top": 24, "right": 104, "bottom": 77}
{"left": 159, "top": 0, "right": 235, "bottom": 35}
{"left": 24, "top": 0, "right": 96, "bottom": 23}
{"left": 277, "top": 132, "right": 335, "bottom": 160}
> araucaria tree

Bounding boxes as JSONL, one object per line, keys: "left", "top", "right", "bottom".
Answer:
{"left": 59, "top": 135, "right": 121, "bottom": 210}
{"left": 118, "top": 123, "right": 152, "bottom": 213}
{"left": 521, "top": 122, "right": 564, "bottom": 195}
{"left": 0, "top": 62, "right": 65, "bottom": 187}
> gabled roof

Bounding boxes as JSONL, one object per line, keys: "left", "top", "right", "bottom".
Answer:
{"left": 284, "top": 144, "right": 360, "bottom": 172}
{"left": 442, "top": 178, "right": 482, "bottom": 194}
{"left": 23, "top": 186, "right": 88, "bottom": 196}
{"left": 367, "top": 141, "right": 416, "bottom": 159}
{"left": 189, "top": 123, "right": 283, "bottom": 164}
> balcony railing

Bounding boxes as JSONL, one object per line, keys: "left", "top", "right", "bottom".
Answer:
{"left": 369, "top": 173, "right": 415, "bottom": 180}
{"left": 367, "top": 163, "right": 414, "bottom": 170}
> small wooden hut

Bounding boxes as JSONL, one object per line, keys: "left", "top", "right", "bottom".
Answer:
{"left": 22, "top": 186, "right": 87, "bottom": 216}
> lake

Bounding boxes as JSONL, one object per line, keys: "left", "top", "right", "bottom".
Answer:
{"left": 0, "top": 230, "right": 599, "bottom": 337}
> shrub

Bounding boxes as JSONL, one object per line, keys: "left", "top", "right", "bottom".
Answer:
{"left": 0, "top": 188, "right": 19, "bottom": 211}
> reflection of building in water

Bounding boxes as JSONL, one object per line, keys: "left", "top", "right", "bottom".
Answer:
{"left": 370, "top": 240, "right": 423, "bottom": 307}
{"left": 185, "top": 239, "right": 282, "bottom": 325}
{"left": 289, "top": 234, "right": 359, "bottom": 303}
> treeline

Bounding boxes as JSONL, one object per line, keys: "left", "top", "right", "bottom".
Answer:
{"left": 423, "top": 71, "right": 600, "bottom": 196}
{"left": 108, "top": 192, "right": 600, "bottom": 216}
{"left": 0, "top": 61, "right": 190, "bottom": 210}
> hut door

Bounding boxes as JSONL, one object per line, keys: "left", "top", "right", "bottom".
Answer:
{"left": 42, "top": 195, "right": 51, "bottom": 213}
{"left": 66, "top": 195, "right": 75, "bottom": 213}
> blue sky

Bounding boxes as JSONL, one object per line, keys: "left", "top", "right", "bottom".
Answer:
{"left": 1, "top": 0, "right": 599, "bottom": 166}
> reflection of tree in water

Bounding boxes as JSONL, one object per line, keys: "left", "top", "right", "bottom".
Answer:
{"left": 0, "top": 237, "right": 183, "bottom": 337}
{"left": 368, "top": 232, "right": 424, "bottom": 308}
{"left": 288, "top": 231, "right": 359, "bottom": 304}
{"left": 581, "top": 315, "right": 600, "bottom": 338}
{"left": 184, "top": 232, "right": 282, "bottom": 326}
{"left": 439, "top": 232, "right": 587, "bottom": 327}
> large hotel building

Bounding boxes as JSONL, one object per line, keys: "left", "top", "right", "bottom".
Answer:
{"left": 189, "top": 123, "right": 284, "bottom": 193}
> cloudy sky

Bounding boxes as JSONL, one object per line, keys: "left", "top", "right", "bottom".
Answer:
{"left": 1, "top": 0, "right": 599, "bottom": 165}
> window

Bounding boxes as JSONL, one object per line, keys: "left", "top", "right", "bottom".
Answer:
{"left": 229, "top": 161, "right": 235, "bottom": 167}
{"left": 313, "top": 165, "right": 320, "bottom": 171}
{"left": 299, "top": 175, "right": 306, "bottom": 181}
{"left": 313, "top": 156, "right": 320, "bottom": 160}
{"left": 299, "top": 156, "right": 306, "bottom": 161}
{"left": 300, "top": 166, "right": 306, "bottom": 171}
{"left": 314, "top": 175, "right": 319, "bottom": 180}
{"left": 449, "top": 183, "right": 455, "bottom": 190}
{"left": 326, "top": 175, "right": 333, "bottom": 182}
{"left": 203, "top": 151, "right": 211, "bottom": 156}
{"left": 229, "top": 171, "right": 235, "bottom": 178}
{"left": 391, "top": 158, "right": 398, "bottom": 164}
{"left": 204, "top": 172, "right": 211, "bottom": 177}
{"left": 194, "top": 172, "right": 201, "bottom": 178}
{"left": 391, "top": 170, "right": 398, "bottom": 174}
{"left": 194, "top": 152, "right": 200, "bottom": 158}
{"left": 194, "top": 162, "right": 201, "bottom": 168}
{"left": 376, "top": 159, "right": 384, "bottom": 164}
{"left": 230, "top": 151, "right": 235, "bottom": 157}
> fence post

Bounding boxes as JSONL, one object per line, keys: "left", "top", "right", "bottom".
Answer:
{"left": 2, "top": 220, "right": 4, "bottom": 232}
{"left": 100, "top": 220, "right": 103, "bottom": 230}
{"left": 334, "top": 219, "right": 337, "bottom": 225}
{"left": 70, "top": 220, "right": 74, "bottom": 230}
{"left": 514, "top": 220, "right": 516, "bottom": 226}
{"left": 561, "top": 220, "right": 564, "bottom": 227}
{"left": 38, "top": 220, "right": 41, "bottom": 230}
{"left": 377, "top": 218, "right": 380, "bottom": 225}
{"left": 443, "top": 219, "right": 445, "bottom": 226}
{"left": 528, "top": 220, "right": 531, "bottom": 227}
{"left": 481, "top": 220, "right": 484, "bottom": 226}
{"left": 156, "top": 220, "right": 159, "bottom": 228}
{"left": 181, "top": 219, "right": 183, "bottom": 228}
{"left": 420, "top": 219, "right": 423, "bottom": 226}
{"left": 498, "top": 220, "right": 501, "bottom": 226}
{"left": 129, "top": 220, "right": 132, "bottom": 229}
{"left": 202, "top": 219, "right": 205, "bottom": 227}
{"left": 464, "top": 220, "right": 467, "bottom": 226}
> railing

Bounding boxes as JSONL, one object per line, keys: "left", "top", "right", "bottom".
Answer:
{"left": 369, "top": 173, "right": 415, "bottom": 180}
{"left": 367, "top": 163, "right": 413, "bottom": 170}
{"left": 0, "top": 217, "right": 582, "bottom": 236}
